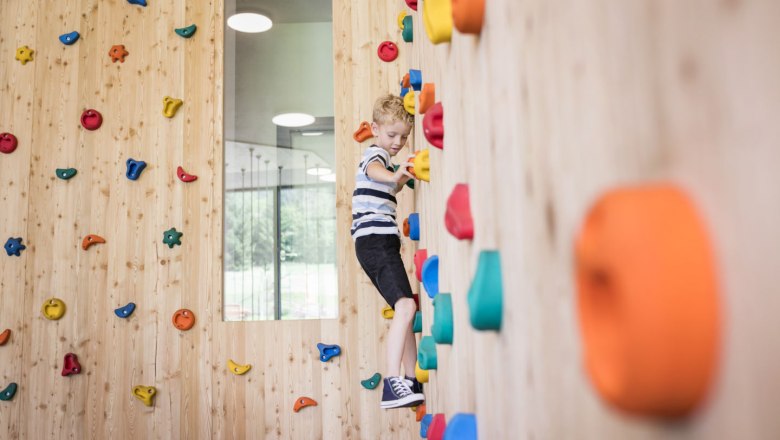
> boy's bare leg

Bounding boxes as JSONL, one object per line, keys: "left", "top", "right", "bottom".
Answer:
{"left": 401, "top": 325, "right": 417, "bottom": 377}
{"left": 387, "top": 298, "right": 416, "bottom": 377}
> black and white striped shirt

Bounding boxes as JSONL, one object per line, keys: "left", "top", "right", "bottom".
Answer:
{"left": 351, "top": 146, "right": 399, "bottom": 239}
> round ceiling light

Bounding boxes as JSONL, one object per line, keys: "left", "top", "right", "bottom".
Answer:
{"left": 227, "top": 13, "right": 273, "bottom": 33}
{"left": 272, "top": 113, "right": 315, "bottom": 127}
{"left": 307, "top": 167, "right": 332, "bottom": 176}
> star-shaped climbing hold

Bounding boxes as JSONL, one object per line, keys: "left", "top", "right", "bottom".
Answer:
{"left": 15, "top": 46, "right": 33, "bottom": 65}
{"left": 162, "top": 228, "right": 183, "bottom": 249}
{"left": 4, "top": 237, "right": 26, "bottom": 257}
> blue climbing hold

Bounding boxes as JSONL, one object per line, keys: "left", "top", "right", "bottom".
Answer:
{"left": 431, "top": 293, "right": 453, "bottom": 344}
{"left": 114, "top": 302, "right": 136, "bottom": 318}
{"left": 58, "top": 31, "right": 80, "bottom": 45}
{"left": 422, "top": 255, "right": 439, "bottom": 298}
{"left": 126, "top": 158, "right": 147, "bottom": 181}
{"left": 409, "top": 213, "right": 420, "bottom": 240}
{"left": 4, "top": 238, "right": 25, "bottom": 257}
{"left": 0, "top": 383, "right": 17, "bottom": 401}
{"left": 127, "top": 0, "right": 147, "bottom": 6}
{"left": 418, "top": 336, "right": 437, "bottom": 370}
{"left": 400, "top": 86, "right": 410, "bottom": 98}
{"left": 421, "top": 413, "right": 433, "bottom": 438}
{"left": 443, "top": 413, "right": 477, "bottom": 439}
{"left": 317, "top": 343, "right": 341, "bottom": 362}
{"left": 175, "top": 24, "right": 197, "bottom": 38}
{"left": 360, "top": 372, "right": 382, "bottom": 389}
{"left": 468, "top": 250, "right": 503, "bottom": 331}
{"left": 413, "top": 310, "right": 422, "bottom": 333}
{"left": 409, "top": 69, "right": 423, "bottom": 91}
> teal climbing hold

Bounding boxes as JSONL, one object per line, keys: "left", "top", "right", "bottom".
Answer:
{"left": 443, "top": 413, "right": 477, "bottom": 439}
{"left": 361, "top": 372, "right": 382, "bottom": 389}
{"left": 431, "top": 293, "right": 453, "bottom": 344}
{"left": 402, "top": 15, "right": 413, "bottom": 42}
{"left": 413, "top": 310, "right": 422, "bottom": 333}
{"left": 418, "top": 336, "right": 437, "bottom": 370}
{"left": 422, "top": 255, "right": 439, "bottom": 298}
{"left": 162, "top": 228, "right": 183, "bottom": 248}
{"left": 468, "top": 250, "right": 503, "bottom": 331}
{"left": 175, "top": 24, "right": 197, "bottom": 38}
{"left": 0, "top": 383, "right": 17, "bottom": 401}
{"left": 56, "top": 168, "right": 77, "bottom": 180}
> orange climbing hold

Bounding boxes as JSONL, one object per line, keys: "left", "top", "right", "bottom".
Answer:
{"left": 0, "top": 329, "right": 10, "bottom": 346}
{"left": 293, "top": 396, "right": 318, "bottom": 412}
{"left": 172, "top": 309, "right": 196, "bottom": 331}
{"left": 402, "top": 73, "right": 411, "bottom": 89}
{"left": 452, "top": 0, "right": 485, "bottom": 34}
{"left": 416, "top": 404, "right": 427, "bottom": 422}
{"left": 82, "top": 234, "right": 106, "bottom": 251}
{"left": 419, "top": 83, "right": 436, "bottom": 114}
{"left": 353, "top": 121, "right": 373, "bottom": 142}
{"left": 109, "top": 45, "right": 129, "bottom": 63}
{"left": 575, "top": 184, "right": 720, "bottom": 418}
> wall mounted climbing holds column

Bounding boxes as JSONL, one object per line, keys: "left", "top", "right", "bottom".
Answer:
{"left": 404, "top": 91, "right": 416, "bottom": 115}
{"left": 415, "top": 361, "right": 429, "bottom": 383}
{"left": 408, "top": 213, "right": 420, "bottom": 240}
{"left": 361, "top": 372, "right": 382, "bottom": 390}
{"left": 293, "top": 397, "right": 317, "bottom": 412}
{"left": 413, "top": 149, "right": 430, "bottom": 182}
{"left": 132, "top": 385, "right": 156, "bottom": 406}
{"left": 422, "top": 255, "right": 439, "bottom": 298}
{"left": 353, "top": 121, "right": 373, "bottom": 142}
{"left": 445, "top": 184, "right": 474, "bottom": 240}
{"left": 162, "top": 97, "right": 183, "bottom": 118}
{"left": 41, "top": 298, "right": 66, "bottom": 320}
{"left": 377, "top": 41, "right": 399, "bottom": 62}
{"left": 163, "top": 228, "right": 183, "bottom": 248}
{"left": 80, "top": 109, "right": 103, "bottom": 130}
{"left": 0, "top": 383, "right": 18, "bottom": 401}
{"left": 317, "top": 343, "right": 341, "bottom": 362}
{"left": 176, "top": 166, "right": 198, "bottom": 182}
{"left": 418, "top": 336, "right": 438, "bottom": 370}
{"left": 423, "top": 103, "right": 444, "bottom": 149}
{"left": 56, "top": 168, "right": 77, "bottom": 180}
{"left": 402, "top": 16, "right": 414, "bottom": 42}
{"left": 432, "top": 293, "right": 453, "bottom": 344}
{"left": 468, "top": 250, "right": 502, "bottom": 331}
{"left": 413, "top": 311, "right": 422, "bottom": 333}
{"left": 61, "top": 353, "right": 81, "bottom": 376}
{"left": 174, "top": 24, "right": 197, "bottom": 38}
{"left": 452, "top": 0, "right": 485, "bottom": 34}
{"left": 575, "top": 185, "right": 720, "bottom": 418}
{"left": 0, "top": 329, "right": 11, "bottom": 346}
{"left": 172, "top": 309, "right": 195, "bottom": 330}
{"left": 81, "top": 234, "right": 105, "bottom": 250}
{"left": 405, "top": 0, "right": 418, "bottom": 11}
{"left": 4, "top": 238, "right": 26, "bottom": 257}
{"left": 421, "top": 414, "right": 433, "bottom": 438}
{"left": 423, "top": 0, "right": 453, "bottom": 44}
{"left": 227, "top": 359, "right": 251, "bottom": 375}
{"left": 58, "top": 31, "right": 80, "bottom": 45}
{"left": 444, "top": 413, "right": 477, "bottom": 439}
{"left": 114, "top": 302, "right": 136, "bottom": 318}
{"left": 414, "top": 249, "right": 428, "bottom": 282}
{"left": 127, "top": 0, "right": 147, "bottom": 6}
{"left": 0, "top": 133, "right": 18, "bottom": 154}
{"left": 419, "top": 84, "right": 435, "bottom": 114}
{"left": 409, "top": 70, "right": 423, "bottom": 91}
{"left": 382, "top": 306, "right": 395, "bottom": 319}
{"left": 109, "top": 45, "right": 129, "bottom": 63}
{"left": 427, "top": 414, "right": 447, "bottom": 440}
{"left": 15, "top": 46, "right": 33, "bottom": 64}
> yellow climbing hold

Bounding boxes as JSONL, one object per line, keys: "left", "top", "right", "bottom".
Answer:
{"left": 227, "top": 359, "right": 252, "bottom": 375}
{"left": 132, "top": 385, "right": 157, "bottom": 407}
{"left": 41, "top": 298, "right": 66, "bottom": 320}
{"left": 413, "top": 149, "right": 430, "bottom": 182}
{"left": 15, "top": 46, "right": 34, "bottom": 65}
{"left": 415, "top": 361, "right": 429, "bottom": 383}
{"left": 423, "top": 0, "right": 453, "bottom": 44}
{"left": 382, "top": 306, "right": 394, "bottom": 319}
{"left": 162, "top": 96, "right": 184, "bottom": 118}
{"left": 404, "top": 90, "right": 416, "bottom": 115}
{"left": 398, "top": 11, "right": 407, "bottom": 30}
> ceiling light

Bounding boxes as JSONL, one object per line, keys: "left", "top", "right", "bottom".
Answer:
{"left": 301, "top": 132, "right": 324, "bottom": 136}
{"left": 272, "top": 113, "right": 315, "bottom": 127}
{"left": 227, "top": 13, "right": 273, "bottom": 33}
{"left": 307, "top": 167, "right": 332, "bottom": 176}
{"left": 319, "top": 173, "right": 336, "bottom": 182}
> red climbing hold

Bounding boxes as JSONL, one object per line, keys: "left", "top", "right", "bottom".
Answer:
{"left": 353, "top": 121, "right": 373, "bottom": 142}
{"left": 62, "top": 353, "right": 81, "bottom": 376}
{"left": 414, "top": 249, "right": 428, "bottom": 283}
{"left": 293, "top": 396, "right": 318, "bottom": 412}
{"left": 445, "top": 184, "right": 474, "bottom": 240}
{"left": 405, "top": 0, "right": 418, "bottom": 11}
{"left": 423, "top": 102, "right": 443, "bottom": 149}
{"left": 177, "top": 166, "right": 198, "bottom": 182}
{"left": 80, "top": 109, "right": 103, "bottom": 131}
{"left": 428, "top": 413, "right": 447, "bottom": 440}
{"left": 0, "top": 133, "right": 18, "bottom": 154}
{"left": 0, "top": 329, "right": 10, "bottom": 346}
{"left": 82, "top": 234, "right": 106, "bottom": 251}
{"left": 377, "top": 41, "right": 399, "bottom": 62}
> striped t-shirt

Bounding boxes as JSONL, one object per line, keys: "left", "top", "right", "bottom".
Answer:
{"left": 351, "top": 146, "right": 399, "bottom": 239}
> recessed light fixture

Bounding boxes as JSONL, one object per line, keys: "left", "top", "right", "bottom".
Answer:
{"left": 272, "top": 113, "right": 315, "bottom": 127}
{"left": 227, "top": 12, "right": 273, "bottom": 33}
{"left": 301, "top": 131, "right": 324, "bottom": 137}
{"left": 307, "top": 167, "right": 332, "bottom": 176}
{"left": 319, "top": 173, "right": 336, "bottom": 182}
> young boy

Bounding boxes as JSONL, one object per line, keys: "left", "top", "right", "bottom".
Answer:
{"left": 351, "top": 94, "right": 424, "bottom": 409}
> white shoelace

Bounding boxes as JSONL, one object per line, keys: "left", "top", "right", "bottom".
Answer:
{"left": 389, "top": 377, "right": 412, "bottom": 397}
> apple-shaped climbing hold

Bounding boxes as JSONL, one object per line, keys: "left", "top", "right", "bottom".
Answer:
{"left": 445, "top": 184, "right": 474, "bottom": 240}
{"left": 61, "top": 353, "right": 81, "bottom": 376}
{"left": 56, "top": 168, "right": 77, "bottom": 180}
{"left": 80, "top": 109, "right": 103, "bottom": 130}
{"left": 227, "top": 359, "right": 251, "bottom": 375}
{"left": 0, "top": 383, "right": 18, "bottom": 401}
{"left": 4, "top": 237, "right": 26, "bottom": 257}
{"left": 171, "top": 309, "right": 195, "bottom": 330}
{"left": 15, "top": 46, "right": 33, "bottom": 65}
{"left": 317, "top": 343, "right": 341, "bottom": 362}
{"left": 377, "top": 41, "right": 399, "bottom": 62}
{"left": 468, "top": 250, "right": 503, "bottom": 331}
{"left": 163, "top": 228, "right": 183, "bottom": 248}
{"left": 423, "top": 102, "right": 444, "bottom": 149}
{"left": 81, "top": 234, "right": 106, "bottom": 251}
{"left": 0, "top": 329, "right": 11, "bottom": 346}
{"left": 58, "top": 31, "right": 80, "bottom": 45}
{"left": 177, "top": 166, "right": 198, "bottom": 182}
{"left": 414, "top": 249, "right": 427, "bottom": 283}
{"left": 41, "top": 298, "right": 66, "bottom": 320}
{"left": 127, "top": 0, "right": 147, "bottom": 6}
{"left": 162, "top": 96, "right": 183, "bottom": 118}
{"left": 126, "top": 158, "right": 147, "bottom": 181}
{"left": 175, "top": 24, "right": 197, "bottom": 38}
{"left": 114, "top": 302, "right": 136, "bottom": 318}
{"left": 0, "top": 133, "right": 18, "bottom": 154}
{"left": 132, "top": 385, "right": 156, "bottom": 407}
{"left": 293, "top": 396, "right": 317, "bottom": 413}
{"left": 353, "top": 121, "right": 373, "bottom": 142}
{"left": 361, "top": 372, "right": 382, "bottom": 390}
{"left": 108, "top": 45, "right": 129, "bottom": 63}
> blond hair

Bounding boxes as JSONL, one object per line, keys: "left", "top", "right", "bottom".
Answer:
{"left": 372, "top": 94, "right": 414, "bottom": 127}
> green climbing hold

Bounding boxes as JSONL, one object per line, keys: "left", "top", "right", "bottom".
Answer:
{"left": 413, "top": 310, "right": 422, "bottom": 333}
{"left": 431, "top": 293, "right": 453, "bottom": 344}
{"left": 418, "top": 336, "right": 437, "bottom": 370}
{"left": 162, "top": 227, "right": 183, "bottom": 248}
{"left": 0, "top": 383, "right": 17, "bottom": 401}
{"left": 468, "top": 250, "right": 503, "bottom": 331}
{"left": 175, "top": 24, "right": 197, "bottom": 38}
{"left": 55, "top": 168, "right": 77, "bottom": 180}
{"left": 392, "top": 164, "right": 415, "bottom": 189}
{"left": 361, "top": 372, "right": 382, "bottom": 390}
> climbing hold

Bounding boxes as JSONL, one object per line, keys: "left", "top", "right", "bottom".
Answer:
{"left": 293, "top": 396, "right": 318, "bottom": 412}
{"left": 427, "top": 414, "right": 447, "bottom": 440}
{"left": 418, "top": 336, "right": 437, "bottom": 370}
{"left": 132, "top": 385, "right": 156, "bottom": 407}
{"left": 172, "top": 309, "right": 195, "bottom": 330}
{"left": 353, "top": 121, "right": 373, "bottom": 142}
{"left": 444, "top": 413, "right": 477, "bottom": 439}
{"left": 416, "top": 404, "right": 426, "bottom": 422}
{"left": 423, "top": 0, "right": 453, "bottom": 44}
{"left": 419, "top": 84, "right": 436, "bottom": 114}
{"left": 162, "top": 227, "right": 183, "bottom": 248}
{"left": 81, "top": 234, "right": 106, "bottom": 251}
{"left": 0, "top": 132, "right": 18, "bottom": 154}
{"left": 415, "top": 361, "right": 429, "bottom": 383}
{"left": 422, "top": 255, "right": 439, "bottom": 298}
{"left": 400, "top": 86, "right": 410, "bottom": 98}
{"left": 468, "top": 250, "right": 503, "bottom": 331}
{"left": 432, "top": 293, "right": 453, "bottom": 344}
{"left": 413, "top": 293, "right": 420, "bottom": 310}
{"left": 392, "top": 164, "right": 415, "bottom": 189}
{"left": 408, "top": 213, "right": 420, "bottom": 240}
{"left": 125, "top": 158, "right": 147, "bottom": 181}
{"left": 402, "top": 16, "right": 414, "bottom": 43}
{"left": 414, "top": 249, "right": 428, "bottom": 283}
{"left": 382, "top": 306, "right": 394, "bottom": 319}
{"left": 445, "top": 184, "right": 474, "bottom": 240}
{"left": 108, "top": 45, "right": 129, "bottom": 63}
{"left": 127, "top": 0, "right": 147, "bottom": 6}
{"left": 4, "top": 238, "right": 26, "bottom": 257}
{"left": 176, "top": 166, "right": 198, "bottom": 182}
{"left": 406, "top": 0, "right": 418, "bottom": 11}
{"left": 0, "top": 329, "right": 11, "bottom": 346}
{"left": 401, "top": 73, "right": 411, "bottom": 89}
{"left": 227, "top": 359, "right": 251, "bottom": 375}
{"left": 15, "top": 46, "right": 33, "bottom": 64}
{"left": 0, "top": 383, "right": 18, "bottom": 401}
{"left": 162, "top": 96, "right": 183, "bottom": 118}
{"left": 58, "top": 31, "right": 80, "bottom": 45}
{"left": 114, "top": 302, "right": 136, "bottom": 318}
{"left": 317, "top": 343, "right": 341, "bottom": 362}
{"left": 80, "top": 109, "right": 103, "bottom": 130}
{"left": 41, "top": 298, "right": 66, "bottom": 320}
{"left": 420, "top": 414, "right": 433, "bottom": 438}
{"left": 403, "top": 218, "right": 410, "bottom": 237}
{"left": 361, "top": 372, "right": 382, "bottom": 390}
{"left": 413, "top": 149, "right": 430, "bottom": 182}
{"left": 56, "top": 168, "right": 77, "bottom": 180}
{"left": 403, "top": 90, "right": 416, "bottom": 115}
{"left": 413, "top": 311, "right": 422, "bottom": 333}
{"left": 174, "top": 24, "right": 197, "bottom": 38}
{"left": 377, "top": 41, "right": 399, "bottom": 62}
{"left": 576, "top": 185, "right": 720, "bottom": 418}
{"left": 61, "top": 353, "right": 81, "bottom": 376}
{"left": 452, "top": 0, "right": 485, "bottom": 34}
{"left": 398, "top": 11, "right": 407, "bottom": 30}
{"left": 423, "top": 102, "right": 444, "bottom": 149}
{"left": 409, "top": 70, "right": 422, "bottom": 91}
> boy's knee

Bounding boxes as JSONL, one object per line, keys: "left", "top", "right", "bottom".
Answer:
{"left": 394, "top": 298, "right": 416, "bottom": 320}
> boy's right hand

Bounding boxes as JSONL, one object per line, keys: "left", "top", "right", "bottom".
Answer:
{"left": 393, "top": 155, "right": 416, "bottom": 184}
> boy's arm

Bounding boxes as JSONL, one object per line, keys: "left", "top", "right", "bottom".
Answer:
{"left": 366, "top": 162, "right": 413, "bottom": 189}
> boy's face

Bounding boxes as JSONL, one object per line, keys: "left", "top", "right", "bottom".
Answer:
{"left": 371, "top": 120, "right": 412, "bottom": 156}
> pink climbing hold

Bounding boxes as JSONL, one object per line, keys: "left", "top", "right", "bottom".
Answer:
{"left": 80, "top": 109, "right": 103, "bottom": 131}
{"left": 377, "top": 41, "right": 399, "bottom": 62}
{"left": 445, "top": 184, "right": 474, "bottom": 240}
{"left": 177, "top": 166, "right": 198, "bottom": 182}
{"left": 423, "top": 102, "right": 444, "bottom": 149}
{"left": 0, "top": 133, "right": 18, "bottom": 154}
{"left": 405, "top": 0, "right": 418, "bottom": 11}
{"left": 428, "top": 413, "right": 447, "bottom": 440}
{"left": 414, "top": 249, "right": 428, "bottom": 283}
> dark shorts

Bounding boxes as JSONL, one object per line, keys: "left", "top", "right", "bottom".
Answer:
{"left": 355, "top": 234, "right": 414, "bottom": 308}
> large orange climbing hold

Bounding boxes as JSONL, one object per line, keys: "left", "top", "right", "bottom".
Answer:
{"left": 419, "top": 83, "right": 436, "bottom": 115}
{"left": 293, "top": 396, "right": 318, "bottom": 412}
{"left": 452, "top": 0, "right": 485, "bottom": 35}
{"left": 0, "top": 329, "right": 10, "bottom": 346}
{"left": 575, "top": 184, "right": 720, "bottom": 418}
{"left": 172, "top": 309, "right": 196, "bottom": 331}
{"left": 82, "top": 234, "right": 106, "bottom": 250}
{"left": 353, "top": 121, "right": 373, "bottom": 142}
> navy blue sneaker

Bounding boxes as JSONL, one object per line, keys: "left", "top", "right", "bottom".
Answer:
{"left": 405, "top": 376, "right": 423, "bottom": 395}
{"left": 380, "top": 376, "right": 424, "bottom": 409}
